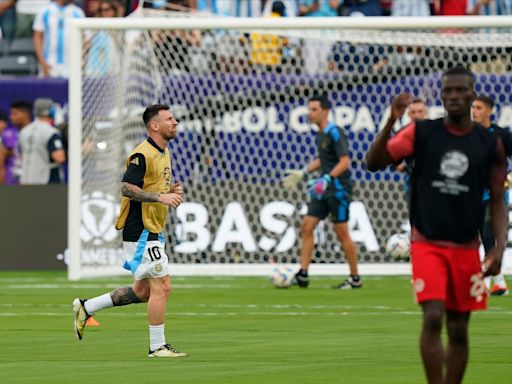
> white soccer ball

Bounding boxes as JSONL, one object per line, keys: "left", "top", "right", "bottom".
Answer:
{"left": 270, "top": 265, "right": 295, "bottom": 288}
{"left": 385, "top": 233, "right": 410, "bottom": 260}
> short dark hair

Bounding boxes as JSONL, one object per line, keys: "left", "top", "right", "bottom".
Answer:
{"left": 410, "top": 98, "right": 426, "bottom": 105}
{"left": 10, "top": 100, "right": 33, "bottom": 116}
{"left": 0, "top": 111, "right": 7, "bottom": 122}
{"left": 142, "top": 104, "right": 170, "bottom": 126}
{"left": 271, "top": 0, "right": 285, "bottom": 16}
{"left": 442, "top": 65, "right": 474, "bottom": 85}
{"left": 309, "top": 94, "right": 332, "bottom": 110}
{"left": 475, "top": 95, "right": 494, "bottom": 109}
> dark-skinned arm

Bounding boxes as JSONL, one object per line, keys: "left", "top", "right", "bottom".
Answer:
{"left": 483, "top": 138, "right": 508, "bottom": 277}
{"left": 366, "top": 93, "right": 412, "bottom": 171}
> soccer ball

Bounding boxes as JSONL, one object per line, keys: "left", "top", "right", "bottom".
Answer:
{"left": 270, "top": 265, "right": 295, "bottom": 288}
{"left": 385, "top": 233, "right": 410, "bottom": 260}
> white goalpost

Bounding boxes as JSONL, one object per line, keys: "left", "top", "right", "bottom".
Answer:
{"left": 68, "top": 16, "right": 512, "bottom": 280}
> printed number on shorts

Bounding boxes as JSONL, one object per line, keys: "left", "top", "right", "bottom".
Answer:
{"left": 148, "top": 246, "right": 162, "bottom": 261}
{"left": 469, "top": 274, "right": 486, "bottom": 303}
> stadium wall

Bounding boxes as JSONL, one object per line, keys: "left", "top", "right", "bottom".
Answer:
{"left": 0, "top": 185, "right": 67, "bottom": 270}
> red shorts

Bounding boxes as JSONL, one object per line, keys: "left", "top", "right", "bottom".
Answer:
{"left": 410, "top": 241, "right": 487, "bottom": 312}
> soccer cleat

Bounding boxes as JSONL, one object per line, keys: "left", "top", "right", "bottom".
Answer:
{"left": 292, "top": 271, "right": 309, "bottom": 288}
{"left": 333, "top": 277, "right": 363, "bottom": 290}
{"left": 148, "top": 344, "right": 188, "bottom": 358}
{"left": 73, "top": 298, "right": 90, "bottom": 341}
{"left": 491, "top": 285, "right": 509, "bottom": 296}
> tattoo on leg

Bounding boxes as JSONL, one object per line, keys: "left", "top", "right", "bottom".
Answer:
{"left": 110, "top": 287, "right": 142, "bottom": 306}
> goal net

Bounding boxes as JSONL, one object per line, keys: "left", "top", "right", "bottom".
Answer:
{"left": 68, "top": 15, "right": 512, "bottom": 279}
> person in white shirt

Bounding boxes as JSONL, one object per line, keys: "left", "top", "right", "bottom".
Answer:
{"left": 391, "top": 0, "right": 431, "bottom": 16}
{"left": 196, "top": 0, "right": 261, "bottom": 17}
{"left": 33, "top": 0, "right": 85, "bottom": 78}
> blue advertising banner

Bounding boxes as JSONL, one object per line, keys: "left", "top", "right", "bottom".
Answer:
{"left": 2, "top": 74, "right": 512, "bottom": 185}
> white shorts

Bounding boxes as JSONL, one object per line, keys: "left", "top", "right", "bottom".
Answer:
{"left": 123, "top": 234, "right": 170, "bottom": 281}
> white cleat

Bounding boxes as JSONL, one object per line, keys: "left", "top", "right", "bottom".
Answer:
{"left": 148, "top": 344, "right": 188, "bottom": 358}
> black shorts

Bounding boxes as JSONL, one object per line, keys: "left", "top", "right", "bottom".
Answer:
{"left": 307, "top": 190, "right": 350, "bottom": 223}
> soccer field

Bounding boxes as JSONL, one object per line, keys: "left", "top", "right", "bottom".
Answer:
{"left": 0, "top": 271, "right": 510, "bottom": 384}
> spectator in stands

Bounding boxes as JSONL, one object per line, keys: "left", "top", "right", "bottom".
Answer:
{"left": 328, "top": 42, "right": 383, "bottom": 74}
{"left": 249, "top": 1, "right": 290, "bottom": 69}
{"left": 124, "top": 0, "right": 139, "bottom": 14}
{"left": 83, "top": 0, "right": 127, "bottom": 16}
{"left": 196, "top": 0, "right": 262, "bottom": 16}
{"left": 337, "top": 0, "right": 383, "bottom": 16}
{"left": 3, "top": 100, "right": 32, "bottom": 185}
{"left": 113, "top": 0, "right": 126, "bottom": 15}
{"left": 298, "top": 0, "right": 339, "bottom": 16}
{"left": 85, "top": 0, "right": 122, "bottom": 76}
{"left": 380, "top": 0, "right": 392, "bottom": 15}
{"left": 0, "top": 110, "right": 18, "bottom": 184}
{"left": 372, "top": 45, "right": 425, "bottom": 77}
{"left": 83, "top": 0, "right": 101, "bottom": 16}
{"left": 149, "top": 0, "right": 201, "bottom": 74}
{"left": 391, "top": 0, "right": 431, "bottom": 16}
{"left": 33, "top": 0, "right": 85, "bottom": 78}
{"left": 262, "top": 0, "right": 298, "bottom": 16}
{"left": 433, "top": 0, "right": 468, "bottom": 15}
{"left": 0, "top": 0, "right": 16, "bottom": 43}
{"left": 468, "top": 0, "right": 512, "bottom": 15}
{"left": 299, "top": 1, "right": 338, "bottom": 74}
{"left": 18, "top": 98, "right": 66, "bottom": 185}
{"left": 12, "top": 1, "right": 49, "bottom": 39}
{"left": 143, "top": 0, "right": 195, "bottom": 12}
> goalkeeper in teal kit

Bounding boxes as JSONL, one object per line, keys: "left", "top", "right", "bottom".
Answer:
{"left": 282, "top": 94, "right": 361, "bottom": 289}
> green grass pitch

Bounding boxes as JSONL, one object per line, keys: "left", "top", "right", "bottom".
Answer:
{"left": 0, "top": 271, "right": 510, "bottom": 384}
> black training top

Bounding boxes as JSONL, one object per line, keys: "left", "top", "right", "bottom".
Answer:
{"left": 410, "top": 119, "right": 497, "bottom": 243}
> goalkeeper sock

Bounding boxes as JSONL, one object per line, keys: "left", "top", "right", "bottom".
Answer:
{"left": 351, "top": 275, "right": 360, "bottom": 282}
{"left": 149, "top": 324, "right": 166, "bottom": 351}
{"left": 84, "top": 293, "right": 114, "bottom": 315}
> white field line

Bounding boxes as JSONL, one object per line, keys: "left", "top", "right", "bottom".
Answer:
{"left": 0, "top": 281, "right": 408, "bottom": 289}
{"left": 0, "top": 302, "right": 508, "bottom": 313}
{"left": 1, "top": 284, "right": 268, "bottom": 289}
{"left": 0, "top": 301, "right": 510, "bottom": 317}
{"left": 0, "top": 277, "right": 68, "bottom": 282}
{"left": 0, "top": 303, "right": 409, "bottom": 310}
{"left": 0, "top": 311, "right": 422, "bottom": 317}
{"left": 1, "top": 310, "right": 511, "bottom": 317}
{"left": 0, "top": 276, "right": 413, "bottom": 287}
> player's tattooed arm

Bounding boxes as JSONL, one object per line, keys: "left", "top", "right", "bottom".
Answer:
{"left": 121, "top": 182, "right": 160, "bottom": 202}
{"left": 110, "top": 287, "right": 143, "bottom": 306}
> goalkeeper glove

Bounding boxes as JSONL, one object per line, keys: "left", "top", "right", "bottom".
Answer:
{"left": 282, "top": 168, "right": 307, "bottom": 189}
{"left": 308, "top": 174, "right": 332, "bottom": 200}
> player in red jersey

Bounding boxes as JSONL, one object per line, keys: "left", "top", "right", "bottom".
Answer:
{"left": 366, "top": 66, "right": 507, "bottom": 384}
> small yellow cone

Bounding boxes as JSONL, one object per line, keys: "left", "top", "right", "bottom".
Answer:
{"left": 86, "top": 316, "right": 100, "bottom": 327}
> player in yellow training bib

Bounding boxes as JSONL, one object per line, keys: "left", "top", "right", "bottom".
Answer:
{"left": 73, "top": 104, "right": 188, "bottom": 358}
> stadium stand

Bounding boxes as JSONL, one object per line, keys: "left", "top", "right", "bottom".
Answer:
{"left": 8, "top": 37, "right": 34, "bottom": 55}
{"left": 0, "top": 54, "right": 37, "bottom": 75}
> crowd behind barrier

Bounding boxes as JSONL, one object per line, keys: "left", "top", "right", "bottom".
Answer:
{"left": 1, "top": 0, "right": 512, "bottom": 186}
